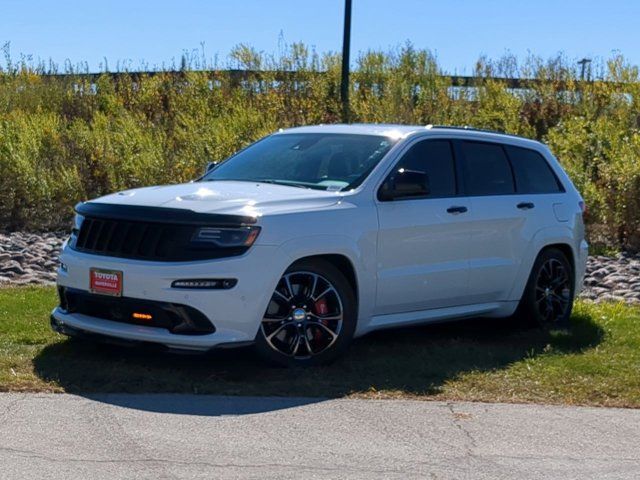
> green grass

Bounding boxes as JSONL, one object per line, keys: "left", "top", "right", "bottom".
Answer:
{"left": 1, "top": 286, "right": 639, "bottom": 407}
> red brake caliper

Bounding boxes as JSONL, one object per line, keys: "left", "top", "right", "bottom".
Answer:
{"left": 313, "top": 298, "right": 329, "bottom": 342}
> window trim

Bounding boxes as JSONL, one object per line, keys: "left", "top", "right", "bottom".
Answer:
{"left": 376, "top": 138, "right": 461, "bottom": 202}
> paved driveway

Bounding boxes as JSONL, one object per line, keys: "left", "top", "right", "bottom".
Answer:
{"left": 1, "top": 394, "right": 638, "bottom": 479}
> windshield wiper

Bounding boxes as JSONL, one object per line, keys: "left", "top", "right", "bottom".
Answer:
{"left": 253, "top": 179, "right": 316, "bottom": 190}
{"left": 203, "top": 178, "right": 327, "bottom": 190}
{"left": 201, "top": 178, "right": 240, "bottom": 182}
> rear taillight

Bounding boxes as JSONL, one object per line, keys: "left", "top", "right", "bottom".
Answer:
{"left": 579, "top": 201, "right": 587, "bottom": 216}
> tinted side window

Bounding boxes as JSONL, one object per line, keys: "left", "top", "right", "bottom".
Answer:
{"left": 461, "top": 141, "right": 514, "bottom": 195}
{"left": 505, "top": 146, "right": 563, "bottom": 194}
{"left": 388, "top": 140, "right": 456, "bottom": 197}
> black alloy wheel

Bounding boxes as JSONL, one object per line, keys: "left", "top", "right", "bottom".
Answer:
{"left": 518, "top": 248, "right": 575, "bottom": 328}
{"left": 255, "top": 259, "right": 356, "bottom": 366}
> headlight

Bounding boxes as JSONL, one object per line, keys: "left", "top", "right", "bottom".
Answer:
{"left": 67, "top": 214, "right": 84, "bottom": 248}
{"left": 72, "top": 214, "right": 85, "bottom": 234}
{"left": 191, "top": 226, "right": 260, "bottom": 248}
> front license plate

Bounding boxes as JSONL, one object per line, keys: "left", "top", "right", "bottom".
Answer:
{"left": 89, "top": 268, "right": 123, "bottom": 297}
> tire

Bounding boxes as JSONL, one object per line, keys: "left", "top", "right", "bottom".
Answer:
{"left": 516, "top": 248, "right": 575, "bottom": 329}
{"left": 255, "top": 259, "right": 357, "bottom": 367}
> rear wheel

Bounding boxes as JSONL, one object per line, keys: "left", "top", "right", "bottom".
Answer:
{"left": 255, "top": 259, "right": 357, "bottom": 366}
{"left": 517, "top": 248, "right": 575, "bottom": 328}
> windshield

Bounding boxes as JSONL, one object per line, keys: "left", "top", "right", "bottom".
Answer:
{"left": 201, "top": 133, "right": 398, "bottom": 190}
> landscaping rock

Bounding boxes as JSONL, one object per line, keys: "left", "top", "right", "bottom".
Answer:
{"left": 1, "top": 260, "right": 25, "bottom": 275}
{"left": 0, "top": 231, "right": 639, "bottom": 304}
{"left": 581, "top": 251, "right": 640, "bottom": 304}
{"left": 0, "top": 231, "right": 65, "bottom": 286}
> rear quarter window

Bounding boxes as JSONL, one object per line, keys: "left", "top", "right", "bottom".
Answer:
{"left": 505, "top": 146, "right": 564, "bottom": 194}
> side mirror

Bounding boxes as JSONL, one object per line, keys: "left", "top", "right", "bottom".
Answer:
{"left": 205, "top": 161, "right": 219, "bottom": 174}
{"left": 379, "top": 169, "right": 430, "bottom": 201}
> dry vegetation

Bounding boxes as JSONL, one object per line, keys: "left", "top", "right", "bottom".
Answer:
{"left": 1, "top": 43, "right": 640, "bottom": 249}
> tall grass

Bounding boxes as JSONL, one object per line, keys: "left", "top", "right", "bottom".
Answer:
{"left": 1, "top": 42, "right": 639, "bottom": 249}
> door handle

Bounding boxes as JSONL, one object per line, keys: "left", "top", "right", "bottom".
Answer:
{"left": 446, "top": 206, "right": 468, "bottom": 215}
{"left": 517, "top": 202, "right": 535, "bottom": 210}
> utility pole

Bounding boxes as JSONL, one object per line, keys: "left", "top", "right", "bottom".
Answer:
{"left": 578, "top": 58, "right": 592, "bottom": 81}
{"left": 340, "top": 0, "right": 352, "bottom": 123}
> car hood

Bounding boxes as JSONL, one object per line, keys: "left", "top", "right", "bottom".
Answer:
{"left": 90, "top": 181, "right": 344, "bottom": 218}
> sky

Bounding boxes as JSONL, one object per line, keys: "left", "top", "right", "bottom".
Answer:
{"left": 1, "top": 0, "right": 638, "bottom": 74}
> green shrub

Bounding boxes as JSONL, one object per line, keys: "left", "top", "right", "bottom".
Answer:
{"left": 1, "top": 45, "right": 640, "bottom": 249}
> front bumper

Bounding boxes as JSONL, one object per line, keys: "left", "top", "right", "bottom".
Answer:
{"left": 50, "top": 310, "right": 254, "bottom": 352}
{"left": 52, "top": 243, "right": 283, "bottom": 351}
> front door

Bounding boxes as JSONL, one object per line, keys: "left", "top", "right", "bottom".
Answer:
{"left": 375, "top": 139, "right": 472, "bottom": 315}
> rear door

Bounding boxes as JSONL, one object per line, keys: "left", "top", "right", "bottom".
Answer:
{"left": 459, "top": 140, "right": 564, "bottom": 303}
{"left": 457, "top": 140, "right": 523, "bottom": 303}
{"left": 375, "top": 138, "right": 472, "bottom": 314}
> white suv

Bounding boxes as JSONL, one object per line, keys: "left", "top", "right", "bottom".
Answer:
{"left": 52, "top": 124, "right": 588, "bottom": 366}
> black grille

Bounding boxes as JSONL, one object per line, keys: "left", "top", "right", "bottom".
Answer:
{"left": 72, "top": 209, "right": 252, "bottom": 262}
{"left": 59, "top": 287, "right": 216, "bottom": 335}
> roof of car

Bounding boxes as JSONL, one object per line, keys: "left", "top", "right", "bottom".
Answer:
{"left": 278, "top": 124, "right": 424, "bottom": 137}
{"left": 277, "top": 123, "right": 544, "bottom": 148}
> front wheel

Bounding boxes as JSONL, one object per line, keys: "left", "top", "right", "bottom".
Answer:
{"left": 255, "top": 259, "right": 357, "bottom": 366}
{"left": 517, "top": 248, "right": 575, "bottom": 328}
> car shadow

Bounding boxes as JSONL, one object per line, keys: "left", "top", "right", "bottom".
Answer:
{"left": 78, "top": 393, "right": 326, "bottom": 416}
{"left": 32, "top": 310, "right": 604, "bottom": 415}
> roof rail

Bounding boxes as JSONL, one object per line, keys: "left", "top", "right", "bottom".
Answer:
{"left": 424, "top": 124, "right": 532, "bottom": 140}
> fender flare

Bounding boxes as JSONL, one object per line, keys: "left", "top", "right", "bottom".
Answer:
{"left": 508, "top": 226, "right": 577, "bottom": 301}
{"left": 275, "top": 235, "right": 375, "bottom": 335}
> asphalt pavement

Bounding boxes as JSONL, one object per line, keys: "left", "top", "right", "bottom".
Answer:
{"left": 1, "top": 393, "right": 638, "bottom": 479}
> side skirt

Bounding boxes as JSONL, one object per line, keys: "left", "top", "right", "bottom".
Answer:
{"left": 360, "top": 301, "right": 519, "bottom": 335}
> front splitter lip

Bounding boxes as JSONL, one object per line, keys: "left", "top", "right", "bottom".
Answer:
{"left": 50, "top": 307, "right": 254, "bottom": 353}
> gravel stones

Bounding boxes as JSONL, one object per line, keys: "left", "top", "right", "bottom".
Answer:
{"left": 0, "top": 232, "right": 66, "bottom": 286}
{"left": 580, "top": 253, "right": 640, "bottom": 304}
{"left": 0, "top": 231, "right": 639, "bottom": 304}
